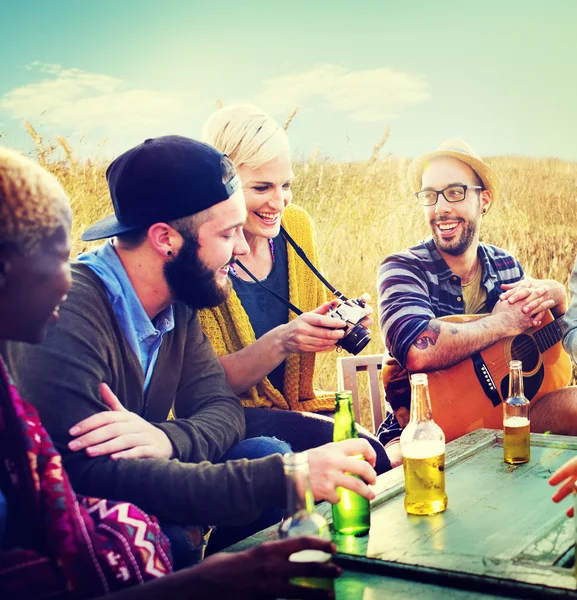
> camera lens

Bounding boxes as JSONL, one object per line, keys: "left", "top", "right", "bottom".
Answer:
{"left": 338, "top": 323, "right": 371, "bottom": 355}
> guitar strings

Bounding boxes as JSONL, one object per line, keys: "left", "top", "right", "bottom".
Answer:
{"left": 468, "top": 321, "right": 562, "bottom": 382}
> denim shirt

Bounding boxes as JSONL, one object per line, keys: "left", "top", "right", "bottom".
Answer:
{"left": 77, "top": 241, "right": 174, "bottom": 392}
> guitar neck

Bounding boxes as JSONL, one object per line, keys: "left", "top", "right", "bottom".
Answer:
{"left": 534, "top": 316, "right": 566, "bottom": 353}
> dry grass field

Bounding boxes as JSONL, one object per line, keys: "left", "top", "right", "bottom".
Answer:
{"left": 30, "top": 130, "right": 577, "bottom": 428}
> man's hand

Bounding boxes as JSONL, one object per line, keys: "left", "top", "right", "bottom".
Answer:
{"left": 68, "top": 383, "right": 174, "bottom": 460}
{"left": 307, "top": 439, "right": 377, "bottom": 504}
{"left": 499, "top": 277, "right": 567, "bottom": 324}
{"left": 490, "top": 295, "right": 538, "bottom": 335}
{"left": 191, "top": 537, "right": 340, "bottom": 600}
{"left": 549, "top": 456, "right": 577, "bottom": 517}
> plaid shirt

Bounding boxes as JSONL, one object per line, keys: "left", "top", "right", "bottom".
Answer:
{"left": 377, "top": 238, "right": 524, "bottom": 369}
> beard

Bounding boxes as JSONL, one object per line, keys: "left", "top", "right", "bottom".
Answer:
{"left": 164, "top": 232, "right": 232, "bottom": 309}
{"left": 431, "top": 215, "right": 479, "bottom": 256}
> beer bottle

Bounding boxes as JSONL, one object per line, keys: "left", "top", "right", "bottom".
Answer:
{"left": 400, "top": 373, "right": 448, "bottom": 516}
{"left": 278, "top": 452, "right": 333, "bottom": 592}
{"left": 331, "top": 391, "right": 371, "bottom": 536}
{"left": 503, "top": 360, "right": 530, "bottom": 464}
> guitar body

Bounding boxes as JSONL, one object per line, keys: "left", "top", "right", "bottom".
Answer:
{"left": 426, "top": 311, "right": 572, "bottom": 443}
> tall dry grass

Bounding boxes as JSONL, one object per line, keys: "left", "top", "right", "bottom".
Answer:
{"left": 25, "top": 131, "right": 577, "bottom": 428}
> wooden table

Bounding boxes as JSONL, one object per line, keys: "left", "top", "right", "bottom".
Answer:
{"left": 227, "top": 429, "right": 577, "bottom": 598}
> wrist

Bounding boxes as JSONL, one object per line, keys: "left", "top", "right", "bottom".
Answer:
{"left": 273, "top": 323, "right": 294, "bottom": 358}
{"left": 485, "top": 312, "right": 508, "bottom": 336}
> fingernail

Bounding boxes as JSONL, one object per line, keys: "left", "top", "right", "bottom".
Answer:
{"left": 69, "top": 426, "right": 80, "bottom": 435}
{"left": 69, "top": 441, "right": 80, "bottom": 450}
{"left": 87, "top": 446, "right": 99, "bottom": 456}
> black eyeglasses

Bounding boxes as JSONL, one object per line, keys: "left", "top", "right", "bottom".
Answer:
{"left": 415, "top": 185, "right": 483, "bottom": 206}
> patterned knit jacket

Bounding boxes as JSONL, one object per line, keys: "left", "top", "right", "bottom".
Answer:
{"left": 199, "top": 204, "right": 336, "bottom": 412}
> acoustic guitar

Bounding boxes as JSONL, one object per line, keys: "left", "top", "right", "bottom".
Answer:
{"left": 426, "top": 311, "right": 572, "bottom": 443}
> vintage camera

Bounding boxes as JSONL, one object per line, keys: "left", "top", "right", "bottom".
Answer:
{"left": 327, "top": 298, "right": 371, "bottom": 355}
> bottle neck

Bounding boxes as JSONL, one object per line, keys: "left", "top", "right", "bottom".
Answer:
{"left": 409, "top": 380, "right": 434, "bottom": 423}
{"left": 508, "top": 364, "right": 524, "bottom": 397}
{"left": 333, "top": 396, "right": 358, "bottom": 441}
{"left": 284, "top": 454, "right": 315, "bottom": 515}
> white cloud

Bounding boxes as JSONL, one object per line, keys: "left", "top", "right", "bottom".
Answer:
{"left": 25, "top": 61, "right": 62, "bottom": 74}
{"left": 0, "top": 63, "right": 198, "bottom": 144}
{"left": 256, "top": 64, "right": 430, "bottom": 122}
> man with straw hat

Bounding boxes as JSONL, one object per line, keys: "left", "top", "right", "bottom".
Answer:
{"left": 377, "top": 139, "right": 569, "bottom": 447}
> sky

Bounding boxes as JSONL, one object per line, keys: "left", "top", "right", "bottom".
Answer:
{"left": 1, "top": 0, "right": 576, "bottom": 162}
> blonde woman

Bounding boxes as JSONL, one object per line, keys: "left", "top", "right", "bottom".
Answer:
{"left": 200, "top": 104, "right": 390, "bottom": 474}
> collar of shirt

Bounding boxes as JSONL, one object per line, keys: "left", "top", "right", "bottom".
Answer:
{"left": 424, "top": 238, "right": 497, "bottom": 286}
{"left": 77, "top": 240, "right": 175, "bottom": 379}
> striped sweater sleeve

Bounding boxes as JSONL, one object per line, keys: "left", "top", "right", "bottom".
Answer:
{"left": 377, "top": 254, "right": 435, "bottom": 368}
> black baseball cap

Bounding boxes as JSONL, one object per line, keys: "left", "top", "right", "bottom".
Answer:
{"left": 81, "top": 135, "right": 241, "bottom": 241}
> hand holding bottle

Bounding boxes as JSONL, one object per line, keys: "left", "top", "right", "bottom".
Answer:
{"left": 307, "top": 439, "right": 377, "bottom": 504}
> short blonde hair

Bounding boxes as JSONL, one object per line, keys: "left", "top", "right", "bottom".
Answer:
{"left": 0, "top": 148, "right": 71, "bottom": 256}
{"left": 202, "top": 104, "right": 290, "bottom": 170}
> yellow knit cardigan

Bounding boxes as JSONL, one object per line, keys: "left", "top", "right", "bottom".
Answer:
{"left": 198, "top": 204, "right": 336, "bottom": 412}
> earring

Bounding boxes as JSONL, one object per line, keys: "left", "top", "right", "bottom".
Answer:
{"left": 482, "top": 208, "right": 487, "bottom": 214}
{"left": 167, "top": 250, "right": 173, "bottom": 256}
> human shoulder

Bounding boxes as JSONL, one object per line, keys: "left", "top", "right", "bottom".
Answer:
{"left": 281, "top": 204, "right": 315, "bottom": 237}
{"left": 478, "top": 242, "right": 517, "bottom": 260}
{"left": 379, "top": 240, "right": 436, "bottom": 275}
{"left": 478, "top": 242, "right": 523, "bottom": 275}
{"left": 66, "top": 262, "right": 114, "bottom": 316}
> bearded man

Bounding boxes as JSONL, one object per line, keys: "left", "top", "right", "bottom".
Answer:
{"left": 3, "top": 136, "right": 377, "bottom": 563}
{"left": 377, "top": 139, "right": 573, "bottom": 450}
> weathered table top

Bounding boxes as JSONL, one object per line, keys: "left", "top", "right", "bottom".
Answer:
{"left": 227, "top": 429, "right": 577, "bottom": 598}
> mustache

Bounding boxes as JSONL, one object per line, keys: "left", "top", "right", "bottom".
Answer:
{"left": 222, "top": 256, "right": 237, "bottom": 270}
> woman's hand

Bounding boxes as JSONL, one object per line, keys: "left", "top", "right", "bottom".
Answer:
{"left": 279, "top": 300, "right": 347, "bottom": 354}
{"left": 358, "top": 292, "right": 374, "bottom": 329}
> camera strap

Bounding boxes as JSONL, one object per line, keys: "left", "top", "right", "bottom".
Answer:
{"left": 233, "top": 226, "right": 348, "bottom": 315}
{"left": 233, "top": 259, "right": 304, "bottom": 315}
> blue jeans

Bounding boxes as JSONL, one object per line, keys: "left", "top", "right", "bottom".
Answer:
{"left": 204, "top": 435, "right": 291, "bottom": 556}
{"left": 243, "top": 407, "right": 391, "bottom": 475}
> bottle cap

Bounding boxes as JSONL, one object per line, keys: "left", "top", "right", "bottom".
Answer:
{"left": 410, "top": 373, "right": 428, "bottom": 384}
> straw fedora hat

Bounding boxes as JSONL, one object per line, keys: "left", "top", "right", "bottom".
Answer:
{"left": 407, "top": 138, "right": 500, "bottom": 214}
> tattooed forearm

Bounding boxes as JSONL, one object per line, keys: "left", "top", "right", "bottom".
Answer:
{"left": 405, "top": 314, "right": 509, "bottom": 371}
{"left": 413, "top": 320, "right": 441, "bottom": 350}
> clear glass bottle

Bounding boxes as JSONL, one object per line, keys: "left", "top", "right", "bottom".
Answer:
{"left": 278, "top": 452, "right": 333, "bottom": 592}
{"left": 503, "top": 360, "right": 530, "bottom": 464}
{"left": 400, "top": 373, "right": 448, "bottom": 515}
{"left": 331, "top": 390, "right": 371, "bottom": 536}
